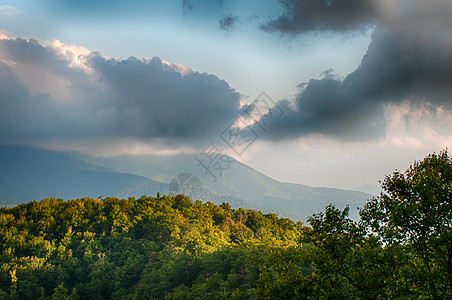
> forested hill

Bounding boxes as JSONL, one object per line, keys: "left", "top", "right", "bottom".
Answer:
{"left": 1, "top": 150, "right": 450, "bottom": 299}
{"left": 0, "top": 195, "right": 304, "bottom": 299}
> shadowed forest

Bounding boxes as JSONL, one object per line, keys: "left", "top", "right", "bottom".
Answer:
{"left": 0, "top": 150, "right": 450, "bottom": 299}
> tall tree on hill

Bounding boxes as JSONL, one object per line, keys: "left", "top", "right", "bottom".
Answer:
{"left": 361, "top": 149, "right": 452, "bottom": 299}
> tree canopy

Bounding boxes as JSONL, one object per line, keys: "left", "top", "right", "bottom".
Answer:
{"left": 0, "top": 149, "right": 450, "bottom": 299}
{"left": 361, "top": 150, "right": 452, "bottom": 299}
{"left": 258, "top": 149, "right": 451, "bottom": 299}
{"left": 0, "top": 194, "right": 302, "bottom": 299}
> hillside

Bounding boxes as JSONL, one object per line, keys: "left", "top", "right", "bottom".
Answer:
{"left": 86, "top": 152, "right": 372, "bottom": 220}
{"left": 0, "top": 195, "right": 303, "bottom": 299}
{"left": 0, "top": 150, "right": 450, "bottom": 299}
{"left": 0, "top": 146, "right": 372, "bottom": 220}
{"left": 0, "top": 146, "right": 165, "bottom": 207}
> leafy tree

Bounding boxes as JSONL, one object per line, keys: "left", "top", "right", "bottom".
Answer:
{"left": 3, "top": 150, "right": 448, "bottom": 299}
{"left": 257, "top": 150, "right": 451, "bottom": 299}
{"left": 256, "top": 246, "right": 312, "bottom": 299}
{"left": 52, "top": 283, "right": 79, "bottom": 300}
{"left": 0, "top": 194, "right": 302, "bottom": 299}
{"left": 257, "top": 205, "right": 400, "bottom": 299}
{"left": 361, "top": 149, "right": 452, "bottom": 299}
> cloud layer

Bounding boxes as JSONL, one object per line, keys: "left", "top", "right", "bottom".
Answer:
{"left": 1, "top": 1, "right": 451, "bottom": 151}
{"left": 0, "top": 37, "right": 240, "bottom": 147}
{"left": 251, "top": 0, "right": 452, "bottom": 141}
{"left": 261, "top": 0, "right": 378, "bottom": 34}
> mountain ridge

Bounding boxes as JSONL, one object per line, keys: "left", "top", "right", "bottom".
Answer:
{"left": 0, "top": 145, "right": 372, "bottom": 220}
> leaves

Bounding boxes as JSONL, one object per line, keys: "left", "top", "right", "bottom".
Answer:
{"left": 0, "top": 194, "right": 301, "bottom": 299}
{"left": 257, "top": 149, "right": 451, "bottom": 299}
{"left": 1, "top": 149, "right": 450, "bottom": 299}
{"left": 361, "top": 149, "right": 452, "bottom": 299}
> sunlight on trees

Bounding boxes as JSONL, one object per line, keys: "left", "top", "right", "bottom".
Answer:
{"left": 0, "top": 150, "right": 450, "bottom": 299}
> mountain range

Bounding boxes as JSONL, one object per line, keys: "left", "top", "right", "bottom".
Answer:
{"left": 0, "top": 145, "right": 376, "bottom": 221}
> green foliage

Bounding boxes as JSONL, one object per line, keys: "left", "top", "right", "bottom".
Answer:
{"left": 256, "top": 245, "right": 313, "bottom": 299}
{"left": 1, "top": 149, "right": 450, "bottom": 299}
{"left": 257, "top": 149, "right": 452, "bottom": 299}
{"left": 361, "top": 149, "right": 452, "bottom": 299}
{"left": 0, "top": 195, "right": 302, "bottom": 299}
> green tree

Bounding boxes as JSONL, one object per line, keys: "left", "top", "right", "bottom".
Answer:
{"left": 0, "top": 194, "right": 305, "bottom": 299}
{"left": 361, "top": 149, "right": 452, "bottom": 299}
{"left": 298, "top": 205, "right": 396, "bottom": 299}
{"left": 258, "top": 150, "right": 452, "bottom": 299}
{"left": 52, "top": 283, "right": 79, "bottom": 300}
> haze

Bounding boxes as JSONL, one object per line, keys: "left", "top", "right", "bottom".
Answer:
{"left": 1, "top": 0, "right": 451, "bottom": 190}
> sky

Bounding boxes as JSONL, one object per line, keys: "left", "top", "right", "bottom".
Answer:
{"left": 0, "top": 0, "right": 451, "bottom": 190}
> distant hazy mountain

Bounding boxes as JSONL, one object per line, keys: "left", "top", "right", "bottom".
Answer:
{"left": 0, "top": 145, "right": 372, "bottom": 220}
{"left": 353, "top": 184, "right": 381, "bottom": 196}
{"left": 80, "top": 150, "right": 373, "bottom": 220}
{"left": 0, "top": 146, "right": 165, "bottom": 206}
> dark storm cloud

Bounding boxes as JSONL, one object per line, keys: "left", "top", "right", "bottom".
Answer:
{"left": 261, "top": 0, "right": 378, "bottom": 34}
{"left": 0, "top": 38, "right": 240, "bottom": 145}
{"left": 251, "top": 11, "right": 452, "bottom": 141}
{"left": 346, "top": 28, "right": 452, "bottom": 106}
{"left": 249, "top": 76, "right": 387, "bottom": 142}
{"left": 87, "top": 53, "right": 240, "bottom": 139}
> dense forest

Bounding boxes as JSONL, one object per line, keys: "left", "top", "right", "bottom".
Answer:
{"left": 0, "top": 150, "right": 451, "bottom": 299}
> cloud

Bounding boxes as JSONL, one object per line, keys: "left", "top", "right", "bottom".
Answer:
{"left": 250, "top": 0, "right": 452, "bottom": 141}
{"left": 260, "top": 0, "right": 452, "bottom": 37}
{"left": 183, "top": 0, "right": 194, "bottom": 14}
{"left": 242, "top": 110, "right": 452, "bottom": 189}
{"left": 0, "top": 30, "right": 9, "bottom": 40}
{"left": 251, "top": 82, "right": 386, "bottom": 142}
{"left": 0, "top": 5, "right": 21, "bottom": 17}
{"left": 261, "top": 0, "right": 378, "bottom": 34}
{"left": 0, "top": 37, "right": 241, "bottom": 148}
{"left": 182, "top": 0, "right": 226, "bottom": 16}
{"left": 2, "top": 1, "right": 450, "bottom": 150}
{"left": 219, "top": 14, "right": 239, "bottom": 32}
